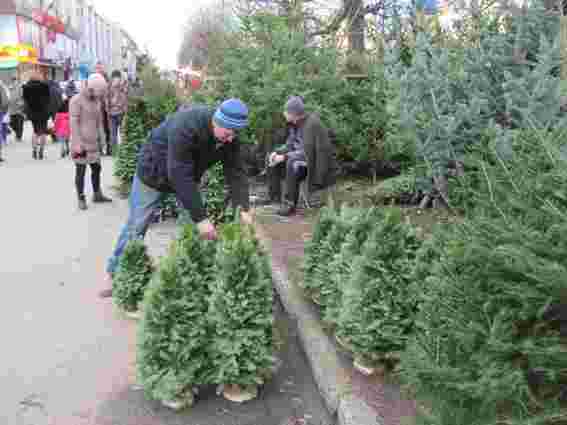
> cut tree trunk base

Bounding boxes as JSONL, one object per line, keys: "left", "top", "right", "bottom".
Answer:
{"left": 125, "top": 310, "right": 142, "bottom": 320}
{"left": 222, "top": 384, "right": 259, "bottom": 403}
{"left": 161, "top": 390, "right": 195, "bottom": 410}
{"left": 353, "top": 358, "right": 382, "bottom": 376}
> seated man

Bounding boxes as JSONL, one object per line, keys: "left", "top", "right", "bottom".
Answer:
{"left": 267, "top": 96, "right": 338, "bottom": 216}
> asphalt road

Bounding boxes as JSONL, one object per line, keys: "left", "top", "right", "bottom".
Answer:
{"left": 0, "top": 131, "right": 333, "bottom": 425}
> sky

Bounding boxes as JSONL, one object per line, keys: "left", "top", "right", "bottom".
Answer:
{"left": 93, "top": 0, "right": 213, "bottom": 70}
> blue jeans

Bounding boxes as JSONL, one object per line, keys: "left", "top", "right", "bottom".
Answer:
{"left": 110, "top": 113, "right": 123, "bottom": 147}
{"left": 107, "top": 174, "right": 166, "bottom": 275}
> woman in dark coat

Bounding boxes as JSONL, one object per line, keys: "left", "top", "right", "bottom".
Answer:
{"left": 22, "top": 71, "right": 52, "bottom": 160}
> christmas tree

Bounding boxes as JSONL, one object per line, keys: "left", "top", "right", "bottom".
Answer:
{"left": 112, "top": 239, "right": 154, "bottom": 315}
{"left": 401, "top": 119, "right": 567, "bottom": 423}
{"left": 304, "top": 206, "right": 362, "bottom": 306}
{"left": 136, "top": 225, "right": 217, "bottom": 408}
{"left": 336, "top": 208, "right": 422, "bottom": 370}
{"left": 321, "top": 207, "right": 383, "bottom": 327}
{"left": 114, "top": 99, "right": 147, "bottom": 193}
{"left": 302, "top": 206, "right": 339, "bottom": 292}
{"left": 208, "top": 222, "right": 275, "bottom": 401}
{"left": 397, "top": 0, "right": 560, "bottom": 209}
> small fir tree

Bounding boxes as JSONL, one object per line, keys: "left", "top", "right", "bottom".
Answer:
{"left": 336, "top": 209, "right": 422, "bottom": 366}
{"left": 112, "top": 239, "right": 154, "bottom": 313}
{"left": 202, "top": 162, "right": 228, "bottom": 225}
{"left": 302, "top": 206, "right": 339, "bottom": 291}
{"left": 137, "top": 225, "right": 217, "bottom": 405}
{"left": 305, "top": 206, "right": 362, "bottom": 305}
{"left": 114, "top": 99, "right": 147, "bottom": 192}
{"left": 208, "top": 222, "right": 275, "bottom": 393}
{"left": 321, "top": 207, "right": 383, "bottom": 326}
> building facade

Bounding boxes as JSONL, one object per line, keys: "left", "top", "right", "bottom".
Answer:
{"left": 0, "top": 0, "right": 139, "bottom": 83}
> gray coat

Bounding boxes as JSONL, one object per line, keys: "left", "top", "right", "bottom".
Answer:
{"left": 276, "top": 112, "right": 338, "bottom": 191}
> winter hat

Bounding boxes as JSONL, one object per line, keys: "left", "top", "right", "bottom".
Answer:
{"left": 213, "top": 98, "right": 249, "bottom": 130}
{"left": 285, "top": 96, "right": 305, "bottom": 116}
{"left": 87, "top": 73, "right": 107, "bottom": 93}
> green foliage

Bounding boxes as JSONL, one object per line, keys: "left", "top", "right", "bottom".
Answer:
{"left": 137, "top": 225, "right": 217, "bottom": 402}
{"left": 302, "top": 206, "right": 361, "bottom": 301}
{"left": 139, "top": 64, "right": 177, "bottom": 101}
{"left": 208, "top": 223, "right": 275, "bottom": 387}
{"left": 114, "top": 98, "right": 147, "bottom": 191}
{"left": 112, "top": 239, "right": 154, "bottom": 312}
{"left": 200, "top": 17, "right": 387, "bottom": 162}
{"left": 336, "top": 209, "right": 422, "bottom": 363}
{"left": 302, "top": 206, "right": 340, "bottom": 291}
{"left": 203, "top": 162, "right": 228, "bottom": 225}
{"left": 114, "top": 95, "right": 177, "bottom": 195}
{"left": 370, "top": 170, "right": 417, "bottom": 205}
{"left": 402, "top": 121, "right": 567, "bottom": 424}
{"left": 394, "top": 2, "right": 561, "bottom": 203}
{"left": 321, "top": 208, "right": 384, "bottom": 326}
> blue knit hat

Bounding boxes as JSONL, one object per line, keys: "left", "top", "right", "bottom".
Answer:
{"left": 213, "top": 98, "right": 249, "bottom": 130}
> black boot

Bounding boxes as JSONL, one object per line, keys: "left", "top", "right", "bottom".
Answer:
{"left": 78, "top": 195, "right": 88, "bottom": 210}
{"left": 38, "top": 146, "right": 44, "bottom": 160}
{"left": 93, "top": 191, "right": 112, "bottom": 203}
{"left": 32, "top": 148, "right": 37, "bottom": 160}
{"left": 105, "top": 145, "right": 112, "bottom": 156}
{"left": 277, "top": 201, "right": 297, "bottom": 217}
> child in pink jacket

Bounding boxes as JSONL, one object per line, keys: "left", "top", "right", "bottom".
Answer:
{"left": 54, "top": 97, "right": 70, "bottom": 158}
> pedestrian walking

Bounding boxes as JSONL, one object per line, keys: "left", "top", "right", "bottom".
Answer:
{"left": 54, "top": 97, "right": 70, "bottom": 158}
{"left": 70, "top": 73, "right": 112, "bottom": 210}
{"left": 0, "top": 80, "right": 9, "bottom": 163}
{"left": 8, "top": 77, "right": 25, "bottom": 142}
{"left": 101, "top": 99, "right": 254, "bottom": 297}
{"left": 105, "top": 70, "right": 128, "bottom": 155}
{"left": 23, "top": 72, "right": 52, "bottom": 160}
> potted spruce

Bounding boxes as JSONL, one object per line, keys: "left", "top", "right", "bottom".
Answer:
{"left": 209, "top": 222, "right": 275, "bottom": 402}
{"left": 112, "top": 239, "right": 154, "bottom": 319}
{"left": 321, "top": 207, "right": 383, "bottom": 327}
{"left": 305, "top": 206, "right": 361, "bottom": 306}
{"left": 136, "top": 225, "right": 217, "bottom": 410}
{"left": 302, "top": 206, "right": 338, "bottom": 297}
{"left": 336, "top": 209, "right": 422, "bottom": 375}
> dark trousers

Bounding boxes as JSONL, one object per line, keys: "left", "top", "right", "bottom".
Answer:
{"left": 101, "top": 107, "right": 111, "bottom": 147}
{"left": 267, "top": 159, "right": 307, "bottom": 205}
{"left": 75, "top": 162, "right": 102, "bottom": 196}
{"left": 9, "top": 114, "right": 24, "bottom": 140}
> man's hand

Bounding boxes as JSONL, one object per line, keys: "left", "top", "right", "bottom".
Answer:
{"left": 197, "top": 219, "right": 217, "bottom": 240}
{"left": 268, "top": 152, "right": 286, "bottom": 167}
{"left": 240, "top": 209, "right": 255, "bottom": 226}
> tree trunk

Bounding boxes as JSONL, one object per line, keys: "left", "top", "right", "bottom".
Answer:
{"left": 346, "top": 0, "right": 365, "bottom": 52}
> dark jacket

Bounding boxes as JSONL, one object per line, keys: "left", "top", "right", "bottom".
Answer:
{"left": 137, "top": 105, "right": 250, "bottom": 223}
{"left": 47, "top": 80, "right": 63, "bottom": 118}
{"left": 22, "top": 80, "right": 51, "bottom": 121}
{"left": 275, "top": 112, "right": 338, "bottom": 191}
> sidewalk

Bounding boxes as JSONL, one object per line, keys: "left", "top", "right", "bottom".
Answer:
{"left": 0, "top": 138, "right": 332, "bottom": 425}
{"left": 252, "top": 205, "right": 418, "bottom": 425}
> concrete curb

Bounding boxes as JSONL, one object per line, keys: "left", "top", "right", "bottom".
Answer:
{"left": 254, "top": 223, "right": 381, "bottom": 425}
